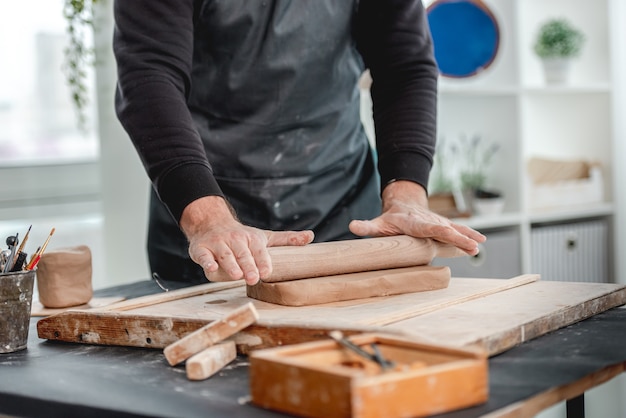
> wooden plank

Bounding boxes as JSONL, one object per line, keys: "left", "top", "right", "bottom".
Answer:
{"left": 186, "top": 341, "right": 237, "bottom": 381}
{"left": 164, "top": 302, "right": 258, "bottom": 365}
{"left": 36, "top": 278, "right": 626, "bottom": 357}
{"left": 100, "top": 281, "right": 244, "bottom": 312}
{"left": 35, "top": 310, "right": 378, "bottom": 350}
{"left": 30, "top": 296, "right": 125, "bottom": 317}
{"left": 386, "top": 281, "right": 626, "bottom": 355}
{"left": 128, "top": 275, "right": 538, "bottom": 327}
{"left": 208, "top": 235, "right": 466, "bottom": 283}
{"left": 37, "top": 277, "right": 530, "bottom": 349}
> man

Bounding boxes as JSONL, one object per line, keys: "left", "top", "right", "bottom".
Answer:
{"left": 113, "top": 0, "right": 485, "bottom": 286}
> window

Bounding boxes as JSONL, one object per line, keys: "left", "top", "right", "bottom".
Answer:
{"left": 0, "top": 0, "right": 98, "bottom": 166}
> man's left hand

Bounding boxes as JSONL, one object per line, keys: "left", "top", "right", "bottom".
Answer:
{"left": 348, "top": 180, "right": 486, "bottom": 255}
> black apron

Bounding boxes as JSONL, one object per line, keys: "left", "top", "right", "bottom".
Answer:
{"left": 148, "top": 0, "right": 380, "bottom": 283}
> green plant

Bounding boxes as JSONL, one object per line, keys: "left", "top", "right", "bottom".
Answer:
{"left": 456, "top": 134, "right": 499, "bottom": 192}
{"left": 63, "top": 0, "right": 98, "bottom": 130}
{"left": 533, "top": 18, "right": 585, "bottom": 59}
{"left": 429, "top": 134, "right": 499, "bottom": 194}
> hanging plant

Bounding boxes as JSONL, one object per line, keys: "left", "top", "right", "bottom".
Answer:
{"left": 63, "top": 0, "right": 98, "bottom": 131}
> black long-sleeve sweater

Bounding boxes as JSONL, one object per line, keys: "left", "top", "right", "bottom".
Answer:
{"left": 113, "top": 0, "right": 438, "bottom": 224}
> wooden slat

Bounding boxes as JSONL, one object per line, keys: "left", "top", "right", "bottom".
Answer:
{"left": 367, "top": 274, "right": 539, "bottom": 326}
{"left": 31, "top": 296, "right": 125, "bottom": 317}
{"left": 164, "top": 302, "right": 258, "bottom": 365}
{"left": 186, "top": 341, "right": 237, "bottom": 381}
{"left": 100, "top": 281, "right": 244, "bottom": 312}
{"left": 386, "top": 281, "right": 626, "bottom": 355}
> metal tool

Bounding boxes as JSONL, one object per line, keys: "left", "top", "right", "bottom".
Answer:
{"left": 0, "top": 249, "right": 10, "bottom": 273}
{"left": 328, "top": 330, "right": 395, "bottom": 371}
{"left": 3, "top": 234, "right": 18, "bottom": 273}
{"left": 152, "top": 272, "right": 170, "bottom": 292}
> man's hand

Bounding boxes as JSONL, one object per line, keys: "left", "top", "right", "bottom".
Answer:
{"left": 180, "top": 196, "right": 314, "bottom": 285}
{"left": 349, "top": 180, "right": 486, "bottom": 255}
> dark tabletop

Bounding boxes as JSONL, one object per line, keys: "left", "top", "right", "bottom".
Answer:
{"left": 1, "top": 280, "right": 625, "bottom": 418}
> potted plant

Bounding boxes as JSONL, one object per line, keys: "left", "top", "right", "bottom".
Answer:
{"left": 428, "top": 139, "right": 469, "bottom": 218}
{"left": 456, "top": 134, "right": 503, "bottom": 216}
{"left": 428, "top": 134, "right": 503, "bottom": 217}
{"left": 533, "top": 18, "right": 585, "bottom": 84}
{"left": 63, "top": 0, "right": 99, "bottom": 130}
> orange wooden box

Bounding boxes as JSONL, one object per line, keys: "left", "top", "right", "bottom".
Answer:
{"left": 249, "top": 333, "right": 488, "bottom": 418}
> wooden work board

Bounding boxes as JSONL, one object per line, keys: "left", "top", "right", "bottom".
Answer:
{"left": 37, "top": 275, "right": 626, "bottom": 357}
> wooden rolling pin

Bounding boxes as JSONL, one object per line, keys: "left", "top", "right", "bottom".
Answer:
{"left": 207, "top": 235, "right": 466, "bottom": 283}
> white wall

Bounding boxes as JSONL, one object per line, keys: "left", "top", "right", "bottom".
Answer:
{"left": 609, "top": 0, "right": 626, "bottom": 286}
{"left": 93, "top": 0, "right": 150, "bottom": 285}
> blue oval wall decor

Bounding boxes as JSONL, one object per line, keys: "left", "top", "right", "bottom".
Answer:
{"left": 427, "top": 0, "right": 500, "bottom": 78}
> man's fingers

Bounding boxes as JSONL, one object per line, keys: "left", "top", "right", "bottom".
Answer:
{"left": 193, "top": 250, "right": 219, "bottom": 273}
{"left": 453, "top": 223, "right": 487, "bottom": 243}
{"left": 247, "top": 237, "right": 272, "bottom": 282}
{"left": 188, "top": 228, "right": 314, "bottom": 286}
{"left": 348, "top": 219, "right": 379, "bottom": 237}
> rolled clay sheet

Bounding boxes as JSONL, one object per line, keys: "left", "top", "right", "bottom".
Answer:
{"left": 207, "top": 235, "right": 466, "bottom": 283}
{"left": 246, "top": 265, "right": 451, "bottom": 306}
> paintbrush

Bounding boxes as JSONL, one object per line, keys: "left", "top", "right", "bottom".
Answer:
{"left": 25, "top": 227, "right": 55, "bottom": 271}
{"left": 10, "top": 225, "right": 31, "bottom": 271}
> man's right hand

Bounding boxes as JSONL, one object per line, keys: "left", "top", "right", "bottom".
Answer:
{"left": 180, "top": 196, "right": 314, "bottom": 286}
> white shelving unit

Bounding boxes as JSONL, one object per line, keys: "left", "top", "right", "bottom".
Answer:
{"left": 432, "top": 0, "right": 617, "bottom": 282}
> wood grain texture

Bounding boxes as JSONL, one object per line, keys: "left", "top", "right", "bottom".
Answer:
{"left": 246, "top": 265, "right": 451, "bottom": 306}
{"left": 388, "top": 281, "right": 626, "bottom": 355}
{"left": 163, "top": 302, "right": 259, "bottom": 366}
{"left": 35, "top": 309, "right": 376, "bottom": 351}
{"left": 250, "top": 333, "right": 488, "bottom": 418}
{"left": 36, "top": 278, "right": 626, "bottom": 357}
{"left": 126, "top": 276, "right": 538, "bottom": 328}
{"left": 30, "top": 296, "right": 125, "bottom": 317}
{"left": 208, "top": 235, "right": 466, "bottom": 283}
{"left": 100, "top": 281, "right": 244, "bottom": 312}
{"left": 185, "top": 341, "right": 237, "bottom": 381}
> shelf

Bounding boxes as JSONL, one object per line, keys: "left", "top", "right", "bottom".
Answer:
{"left": 522, "top": 83, "right": 612, "bottom": 95}
{"left": 430, "top": 0, "right": 616, "bottom": 281}
{"left": 454, "top": 211, "right": 523, "bottom": 230}
{"left": 529, "top": 202, "right": 614, "bottom": 224}
{"left": 451, "top": 202, "right": 613, "bottom": 231}
{"left": 438, "top": 84, "right": 520, "bottom": 96}
{"left": 440, "top": 82, "right": 611, "bottom": 96}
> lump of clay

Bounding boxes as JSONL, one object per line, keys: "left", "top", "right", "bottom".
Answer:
{"left": 36, "top": 245, "right": 93, "bottom": 309}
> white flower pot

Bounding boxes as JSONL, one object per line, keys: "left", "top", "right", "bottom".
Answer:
{"left": 541, "top": 58, "right": 572, "bottom": 84}
{"left": 473, "top": 197, "right": 505, "bottom": 216}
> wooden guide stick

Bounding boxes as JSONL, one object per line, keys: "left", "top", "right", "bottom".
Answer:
{"left": 186, "top": 341, "right": 237, "bottom": 381}
{"left": 207, "top": 235, "right": 466, "bottom": 283}
{"left": 164, "top": 302, "right": 258, "bottom": 366}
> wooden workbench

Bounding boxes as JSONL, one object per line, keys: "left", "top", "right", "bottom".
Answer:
{"left": 0, "top": 278, "right": 623, "bottom": 417}
{"left": 0, "top": 279, "right": 624, "bottom": 417}
{"left": 35, "top": 275, "right": 626, "bottom": 359}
